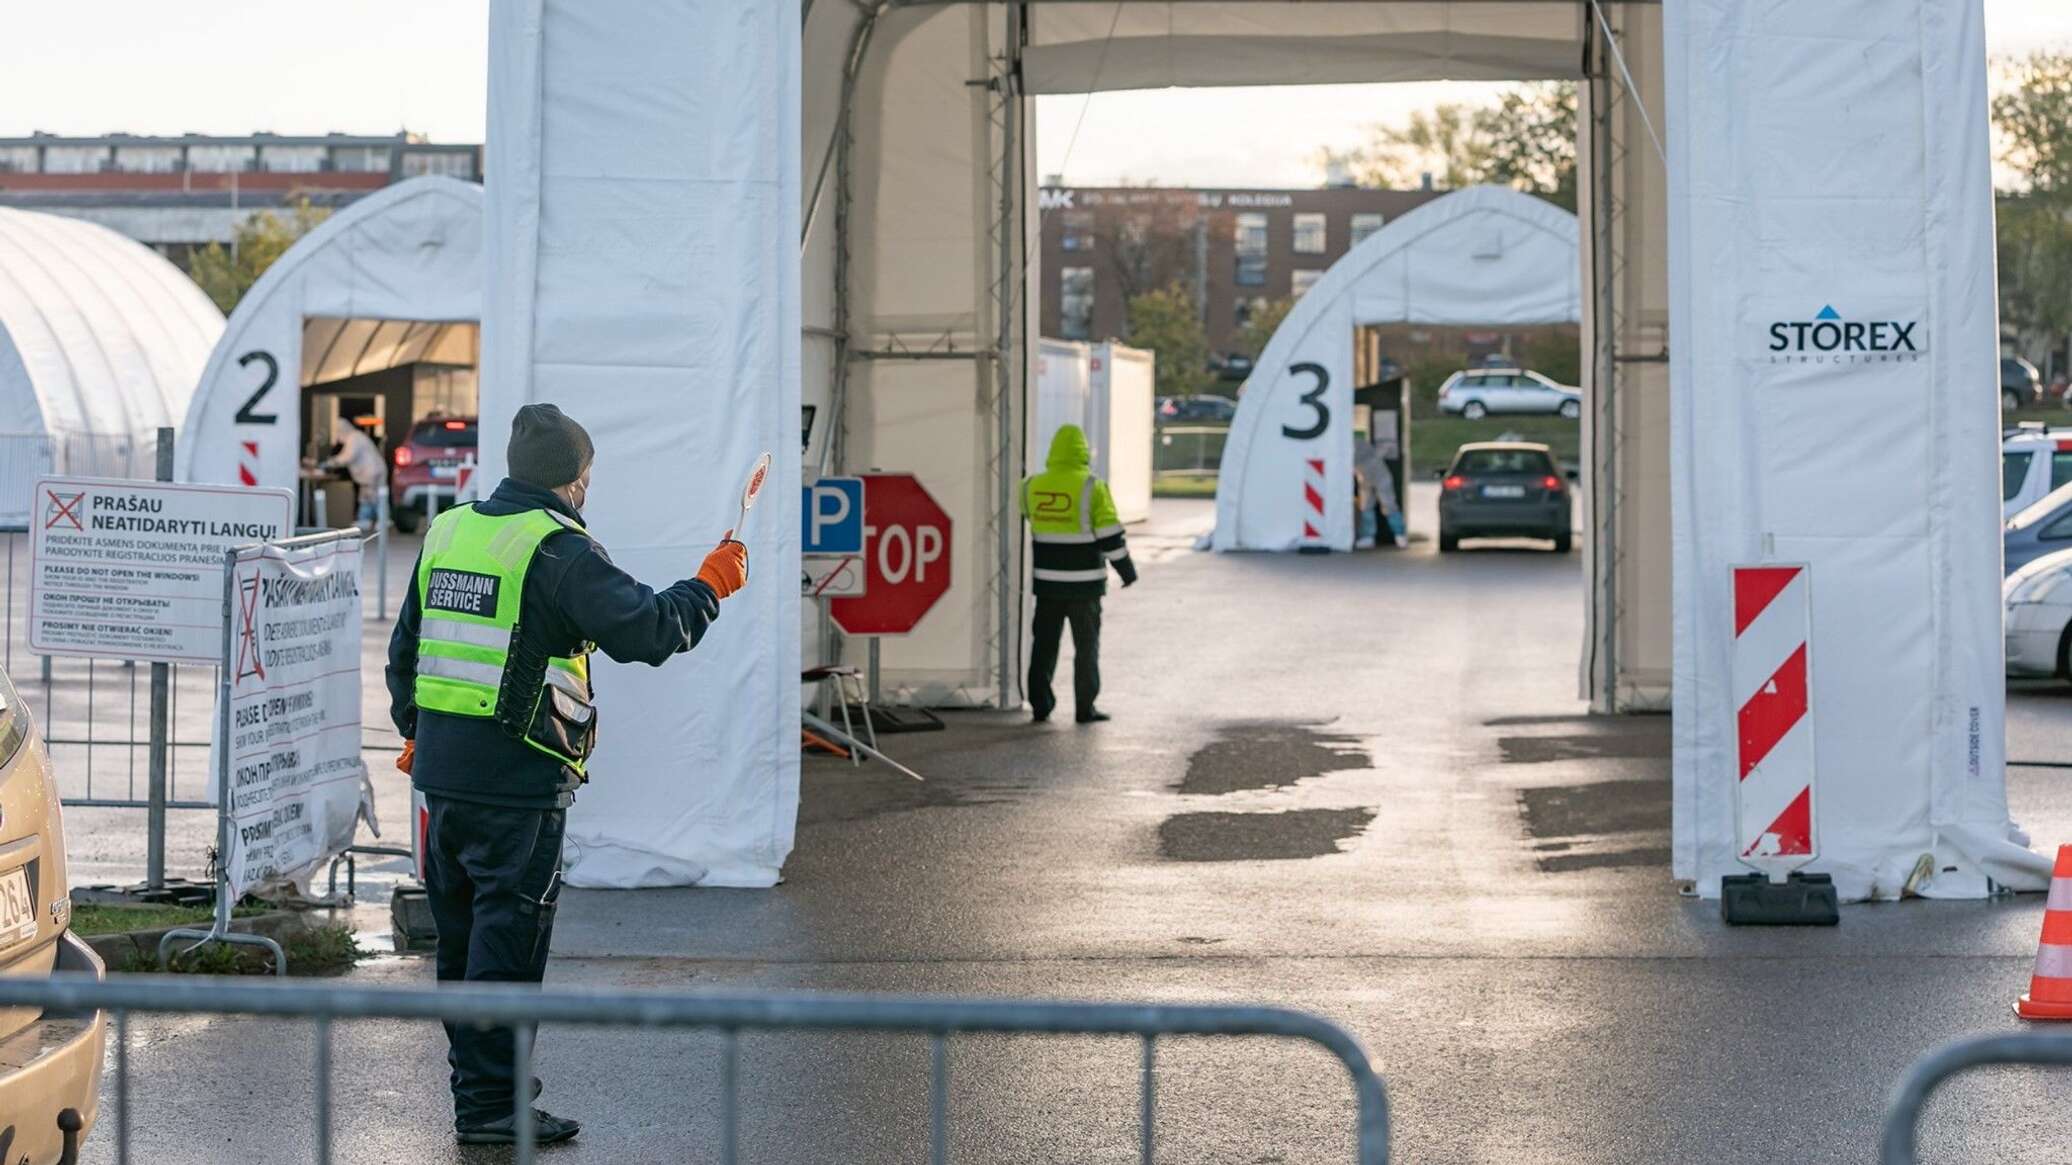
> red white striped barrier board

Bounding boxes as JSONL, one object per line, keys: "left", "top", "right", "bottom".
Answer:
{"left": 1731, "top": 564, "right": 1817, "bottom": 876}
{"left": 238, "top": 440, "right": 260, "bottom": 488}
{"left": 1301, "top": 458, "right": 1325, "bottom": 543}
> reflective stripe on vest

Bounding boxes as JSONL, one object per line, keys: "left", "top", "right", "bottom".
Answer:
{"left": 413, "top": 504, "right": 595, "bottom": 769}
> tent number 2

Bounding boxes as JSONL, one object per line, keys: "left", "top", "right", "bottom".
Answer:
{"left": 1280, "top": 363, "right": 1329, "bottom": 440}
{"left": 235, "top": 351, "right": 279, "bottom": 425}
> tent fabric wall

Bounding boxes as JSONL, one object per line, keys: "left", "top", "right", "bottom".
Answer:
{"left": 1666, "top": 0, "right": 2046, "bottom": 901}
{"left": 1212, "top": 186, "right": 1579, "bottom": 552}
{"left": 176, "top": 177, "right": 481, "bottom": 490}
{"left": 483, "top": 0, "right": 801, "bottom": 888}
{"left": 1088, "top": 342, "right": 1153, "bottom": 524}
{"left": 0, "top": 208, "right": 223, "bottom": 520}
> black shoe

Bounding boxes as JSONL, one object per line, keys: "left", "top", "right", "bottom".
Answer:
{"left": 456, "top": 1109, "right": 581, "bottom": 1145}
{"left": 1030, "top": 705, "right": 1053, "bottom": 723}
{"left": 1075, "top": 710, "right": 1111, "bottom": 724}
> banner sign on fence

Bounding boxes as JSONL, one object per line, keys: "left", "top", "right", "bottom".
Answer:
{"left": 216, "top": 535, "right": 372, "bottom": 897}
{"left": 30, "top": 476, "right": 294, "bottom": 663}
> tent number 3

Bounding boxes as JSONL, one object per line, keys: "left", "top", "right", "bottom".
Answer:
{"left": 1280, "top": 363, "right": 1329, "bottom": 441}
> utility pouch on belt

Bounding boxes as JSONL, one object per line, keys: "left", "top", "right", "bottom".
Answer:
{"left": 527, "top": 682, "right": 597, "bottom": 770}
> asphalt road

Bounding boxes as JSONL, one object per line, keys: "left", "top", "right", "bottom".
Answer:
{"left": 56, "top": 492, "right": 2072, "bottom": 1163}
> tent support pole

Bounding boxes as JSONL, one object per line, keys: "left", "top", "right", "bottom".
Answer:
{"left": 989, "top": 1, "right": 1025, "bottom": 710}
{"left": 1583, "top": 2, "right": 1627, "bottom": 713}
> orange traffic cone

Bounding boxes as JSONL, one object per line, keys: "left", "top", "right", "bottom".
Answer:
{"left": 2017, "top": 845, "right": 2072, "bottom": 1020}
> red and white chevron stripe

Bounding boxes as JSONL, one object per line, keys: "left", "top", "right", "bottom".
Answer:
{"left": 1732, "top": 564, "right": 1816, "bottom": 868}
{"left": 1301, "top": 458, "right": 1325, "bottom": 542}
{"left": 238, "top": 440, "right": 260, "bottom": 488}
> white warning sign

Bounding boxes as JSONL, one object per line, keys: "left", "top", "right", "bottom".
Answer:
{"left": 29, "top": 477, "right": 294, "bottom": 663}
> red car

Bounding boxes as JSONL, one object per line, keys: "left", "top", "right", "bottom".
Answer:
{"left": 389, "top": 416, "right": 478, "bottom": 532}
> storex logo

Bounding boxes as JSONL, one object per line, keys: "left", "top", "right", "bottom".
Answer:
{"left": 1766, "top": 304, "right": 1923, "bottom": 365}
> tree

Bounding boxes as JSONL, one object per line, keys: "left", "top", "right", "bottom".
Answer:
{"left": 1232, "top": 297, "right": 1295, "bottom": 361}
{"left": 1995, "top": 52, "right": 2072, "bottom": 197}
{"left": 1125, "top": 283, "right": 1212, "bottom": 399}
{"left": 1335, "top": 82, "right": 1578, "bottom": 209}
{"left": 1089, "top": 196, "right": 1201, "bottom": 305}
{"left": 1993, "top": 53, "right": 2072, "bottom": 377}
{"left": 189, "top": 197, "right": 332, "bottom": 313}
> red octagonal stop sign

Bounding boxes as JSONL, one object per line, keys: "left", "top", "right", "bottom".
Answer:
{"left": 830, "top": 474, "right": 952, "bottom": 636}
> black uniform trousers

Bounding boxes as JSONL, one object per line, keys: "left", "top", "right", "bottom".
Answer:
{"left": 422, "top": 793, "right": 566, "bottom": 1124}
{"left": 1027, "top": 595, "right": 1101, "bottom": 719}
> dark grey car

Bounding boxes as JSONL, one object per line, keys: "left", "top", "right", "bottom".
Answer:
{"left": 1438, "top": 442, "right": 1571, "bottom": 553}
{"left": 2006, "top": 480, "right": 2072, "bottom": 576}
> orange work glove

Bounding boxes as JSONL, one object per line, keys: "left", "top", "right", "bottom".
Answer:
{"left": 697, "top": 536, "right": 749, "bottom": 600}
{"left": 396, "top": 739, "right": 415, "bottom": 775}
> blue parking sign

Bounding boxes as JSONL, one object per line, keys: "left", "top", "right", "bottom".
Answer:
{"left": 802, "top": 477, "right": 865, "bottom": 555}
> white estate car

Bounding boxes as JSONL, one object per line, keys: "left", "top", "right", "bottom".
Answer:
{"left": 2006, "top": 547, "right": 2072, "bottom": 681}
{"left": 1436, "top": 369, "right": 1582, "bottom": 420}
{"left": 2002, "top": 425, "right": 2072, "bottom": 521}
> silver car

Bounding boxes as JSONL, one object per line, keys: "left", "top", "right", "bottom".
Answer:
{"left": 2006, "top": 547, "right": 2072, "bottom": 681}
{"left": 2005, "top": 480, "right": 2072, "bottom": 576}
{"left": 1436, "top": 369, "right": 1581, "bottom": 420}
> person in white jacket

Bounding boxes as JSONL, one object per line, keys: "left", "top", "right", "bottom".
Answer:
{"left": 321, "top": 418, "right": 386, "bottom": 526}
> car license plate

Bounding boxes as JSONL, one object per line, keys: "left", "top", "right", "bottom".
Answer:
{"left": 1484, "top": 485, "right": 1526, "bottom": 499}
{"left": 0, "top": 868, "right": 33, "bottom": 946}
{"left": 431, "top": 465, "right": 459, "bottom": 480}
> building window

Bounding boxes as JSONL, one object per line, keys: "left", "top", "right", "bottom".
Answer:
{"left": 41, "top": 146, "right": 109, "bottom": 174}
{"left": 402, "top": 150, "right": 478, "bottom": 179}
{"left": 1350, "top": 213, "right": 1386, "bottom": 246}
{"left": 187, "top": 145, "right": 256, "bottom": 172}
{"left": 0, "top": 147, "right": 36, "bottom": 173}
{"left": 259, "top": 145, "right": 326, "bottom": 173}
{"left": 1234, "top": 295, "right": 1268, "bottom": 330}
{"left": 113, "top": 146, "right": 182, "bottom": 173}
{"left": 1234, "top": 212, "right": 1268, "bottom": 287}
{"left": 330, "top": 146, "right": 392, "bottom": 173}
{"left": 1060, "top": 211, "right": 1094, "bottom": 252}
{"left": 1060, "top": 267, "right": 1095, "bottom": 340}
{"left": 1292, "top": 212, "right": 1326, "bottom": 255}
{"left": 1291, "top": 269, "right": 1324, "bottom": 299}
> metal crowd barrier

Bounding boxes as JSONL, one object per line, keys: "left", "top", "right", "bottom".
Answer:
{"left": 0, "top": 974, "right": 1391, "bottom": 1165}
{"left": 1880, "top": 1032, "right": 2072, "bottom": 1164}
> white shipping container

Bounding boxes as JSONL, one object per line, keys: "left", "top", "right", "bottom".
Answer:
{"left": 1032, "top": 338, "right": 1091, "bottom": 466}
{"left": 1088, "top": 342, "right": 1154, "bottom": 524}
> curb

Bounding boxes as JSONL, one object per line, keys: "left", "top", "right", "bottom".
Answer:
{"left": 80, "top": 909, "right": 327, "bottom": 971}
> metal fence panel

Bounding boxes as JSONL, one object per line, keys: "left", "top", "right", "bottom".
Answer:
{"left": 0, "top": 974, "right": 1390, "bottom": 1165}
{"left": 1880, "top": 1031, "right": 2072, "bottom": 1164}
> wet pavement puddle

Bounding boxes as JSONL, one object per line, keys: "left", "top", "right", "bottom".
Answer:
{"left": 1173, "top": 721, "right": 1369, "bottom": 795}
{"left": 1516, "top": 778, "right": 1671, "bottom": 873}
{"left": 1157, "top": 721, "right": 1377, "bottom": 861}
{"left": 1157, "top": 808, "right": 1378, "bottom": 862}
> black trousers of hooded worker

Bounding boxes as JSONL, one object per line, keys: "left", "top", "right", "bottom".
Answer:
{"left": 422, "top": 793, "right": 565, "bottom": 1124}
{"left": 1027, "top": 595, "right": 1101, "bottom": 719}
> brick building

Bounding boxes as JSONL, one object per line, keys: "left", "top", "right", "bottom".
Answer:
{"left": 0, "top": 132, "right": 481, "bottom": 269}
{"left": 1038, "top": 184, "right": 1444, "bottom": 358}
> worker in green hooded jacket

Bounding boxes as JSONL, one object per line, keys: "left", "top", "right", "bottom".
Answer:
{"left": 1020, "top": 423, "right": 1136, "bottom": 723}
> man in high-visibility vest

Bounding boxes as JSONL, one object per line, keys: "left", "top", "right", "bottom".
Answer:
{"left": 1021, "top": 423, "right": 1137, "bottom": 723}
{"left": 385, "top": 403, "right": 749, "bottom": 1144}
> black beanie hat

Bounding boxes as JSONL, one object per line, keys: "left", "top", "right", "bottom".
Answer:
{"left": 506, "top": 403, "right": 595, "bottom": 489}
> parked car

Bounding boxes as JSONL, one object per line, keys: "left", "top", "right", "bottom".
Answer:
{"left": 1438, "top": 441, "right": 1572, "bottom": 553}
{"left": 1436, "top": 369, "right": 1581, "bottom": 420}
{"left": 1157, "top": 395, "right": 1238, "bottom": 424}
{"left": 389, "top": 415, "right": 479, "bottom": 533}
{"left": 2004, "top": 355, "right": 2042, "bottom": 412}
{"left": 2005, "top": 479, "right": 2072, "bottom": 576}
{"left": 2005, "top": 547, "right": 2072, "bottom": 681}
{"left": 2002, "top": 424, "right": 2072, "bottom": 520}
{"left": 0, "top": 662, "right": 108, "bottom": 1162}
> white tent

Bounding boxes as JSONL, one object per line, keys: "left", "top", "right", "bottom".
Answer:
{"left": 0, "top": 208, "right": 223, "bottom": 522}
{"left": 1210, "top": 185, "right": 1579, "bottom": 552}
{"left": 803, "top": 1, "right": 1672, "bottom": 712}
{"left": 1666, "top": 0, "right": 2043, "bottom": 901}
{"left": 176, "top": 177, "right": 481, "bottom": 490}
{"left": 485, "top": 0, "right": 801, "bottom": 888}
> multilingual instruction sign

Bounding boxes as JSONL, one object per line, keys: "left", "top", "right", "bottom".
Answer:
{"left": 217, "top": 535, "right": 373, "bottom": 897}
{"left": 30, "top": 477, "right": 294, "bottom": 662}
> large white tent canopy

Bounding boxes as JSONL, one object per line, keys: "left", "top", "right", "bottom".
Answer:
{"left": 1211, "top": 185, "right": 1580, "bottom": 552}
{"left": 0, "top": 208, "right": 223, "bottom": 522}
{"left": 177, "top": 176, "right": 482, "bottom": 490}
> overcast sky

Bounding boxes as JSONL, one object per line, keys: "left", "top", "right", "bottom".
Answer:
{"left": 1, "top": 2, "right": 2067, "bottom": 189}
